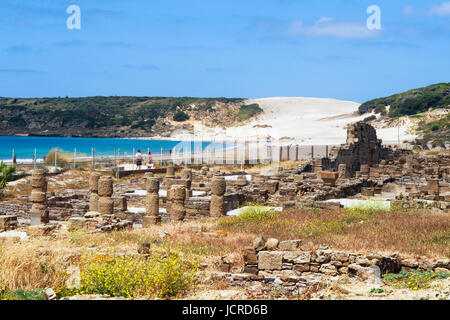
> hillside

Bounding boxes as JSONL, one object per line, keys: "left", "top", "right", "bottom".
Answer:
{"left": 358, "top": 83, "right": 450, "bottom": 148}
{"left": 358, "top": 83, "right": 450, "bottom": 117}
{"left": 0, "top": 96, "right": 262, "bottom": 138}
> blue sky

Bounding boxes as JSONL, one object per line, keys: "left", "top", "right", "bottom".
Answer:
{"left": 0, "top": 0, "right": 449, "bottom": 103}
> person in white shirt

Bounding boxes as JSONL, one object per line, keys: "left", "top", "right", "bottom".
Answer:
{"left": 136, "top": 149, "right": 143, "bottom": 170}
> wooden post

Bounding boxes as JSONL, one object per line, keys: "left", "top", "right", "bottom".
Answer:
{"left": 295, "top": 145, "right": 299, "bottom": 161}
{"left": 311, "top": 145, "right": 314, "bottom": 159}
{"left": 73, "top": 148, "right": 76, "bottom": 169}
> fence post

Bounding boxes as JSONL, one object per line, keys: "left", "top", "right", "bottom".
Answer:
{"left": 160, "top": 147, "right": 163, "bottom": 166}
{"left": 326, "top": 145, "right": 329, "bottom": 158}
{"left": 295, "top": 145, "right": 299, "bottom": 161}
{"left": 311, "top": 145, "right": 314, "bottom": 159}
{"left": 73, "top": 148, "right": 76, "bottom": 169}
{"left": 279, "top": 146, "right": 282, "bottom": 163}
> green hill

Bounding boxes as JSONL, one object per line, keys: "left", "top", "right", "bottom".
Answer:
{"left": 0, "top": 96, "right": 262, "bottom": 138}
{"left": 358, "top": 83, "right": 450, "bottom": 118}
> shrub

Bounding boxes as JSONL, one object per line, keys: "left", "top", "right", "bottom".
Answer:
{"left": 77, "top": 246, "right": 200, "bottom": 298}
{"left": 383, "top": 269, "right": 450, "bottom": 290}
{"left": 0, "top": 288, "right": 46, "bottom": 300}
{"left": 363, "top": 115, "right": 376, "bottom": 122}
{"left": 0, "top": 161, "right": 16, "bottom": 191}
{"left": 173, "top": 111, "right": 189, "bottom": 122}
{"left": 236, "top": 104, "right": 263, "bottom": 121}
{"left": 219, "top": 205, "right": 277, "bottom": 227}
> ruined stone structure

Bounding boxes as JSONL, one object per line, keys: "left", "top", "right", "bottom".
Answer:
{"left": 327, "top": 122, "right": 390, "bottom": 175}
{"left": 30, "top": 169, "right": 49, "bottom": 224}
{"left": 143, "top": 173, "right": 161, "bottom": 226}
{"left": 89, "top": 172, "right": 101, "bottom": 212}
{"left": 168, "top": 185, "right": 186, "bottom": 221}
{"left": 210, "top": 176, "right": 226, "bottom": 217}
{"left": 97, "top": 176, "right": 114, "bottom": 216}
{"left": 166, "top": 164, "right": 175, "bottom": 178}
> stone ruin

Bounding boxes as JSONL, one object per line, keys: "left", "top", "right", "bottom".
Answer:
{"left": 0, "top": 122, "right": 448, "bottom": 235}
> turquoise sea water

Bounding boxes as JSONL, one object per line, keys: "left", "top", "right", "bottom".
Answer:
{"left": 0, "top": 136, "right": 222, "bottom": 161}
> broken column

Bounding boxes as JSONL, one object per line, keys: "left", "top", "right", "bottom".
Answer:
{"left": 210, "top": 176, "right": 226, "bottom": 217}
{"left": 182, "top": 169, "right": 193, "bottom": 199}
{"left": 168, "top": 185, "right": 186, "bottom": 221}
{"left": 143, "top": 174, "right": 161, "bottom": 226}
{"left": 89, "top": 172, "right": 101, "bottom": 212}
{"left": 30, "top": 168, "right": 49, "bottom": 224}
{"left": 97, "top": 176, "right": 114, "bottom": 216}
{"left": 166, "top": 164, "right": 175, "bottom": 178}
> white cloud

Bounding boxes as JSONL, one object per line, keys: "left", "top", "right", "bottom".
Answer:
{"left": 430, "top": 2, "right": 450, "bottom": 16}
{"left": 288, "top": 18, "right": 380, "bottom": 39}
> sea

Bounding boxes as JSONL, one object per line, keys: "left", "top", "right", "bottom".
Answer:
{"left": 0, "top": 136, "right": 223, "bottom": 162}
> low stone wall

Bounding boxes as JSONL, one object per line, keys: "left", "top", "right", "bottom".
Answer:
{"left": 240, "top": 238, "right": 450, "bottom": 281}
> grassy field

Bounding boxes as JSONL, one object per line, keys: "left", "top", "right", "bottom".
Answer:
{"left": 1, "top": 203, "right": 448, "bottom": 299}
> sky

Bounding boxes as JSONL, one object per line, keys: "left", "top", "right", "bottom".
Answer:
{"left": 0, "top": 0, "right": 449, "bottom": 103}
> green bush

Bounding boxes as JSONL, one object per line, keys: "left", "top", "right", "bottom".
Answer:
{"left": 0, "top": 161, "right": 16, "bottom": 191}
{"left": 0, "top": 288, "right": 46, "bottom": 300}
{"left": 76, "top": 247, "right": 200, "bottom": 298}
{"left": 236, "top": 104, "right": 263, "bottom": 121}
{"left": 383, "top": 269, "right": 450, "bottom": 290}
{"left": 173, "top": 111, "right": 189, "bottom": 122}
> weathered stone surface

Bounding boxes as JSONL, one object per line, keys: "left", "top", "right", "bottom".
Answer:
{"left": 331, "top": 251, "right": 349, "bottom": 262}
{"left": 210, "top": 195, "right": 225, "bottom": 217}
{"left": 348, "top": 264, "right": 377, "bottom": 281}
{"left": 258, "top": 251, "right": 283, "bottom": 270}
{"left": 315, "top": 250, "right": 332, "bottom": 263}
{"left": 253, "top": 237, "right": 266, "bottom": 252}
{"left": 98, "top": 177, "right": 113, "bottom": 197}
{"left": 319, "top": 264, "right": 337, "bottom": 276}
{"left": 278, "top": 240, "right": 301, "bottom": 251}
{"left": 211, "top": 177, "right": 226, "bottom": 196}
{"left": 89, "top": 173, "right": 101, "bottom": 193}
{"left": 266, "top": 238, "right": 279, "bottom": 250}
{"left": 0, "top": 215, "right": 18, "bottom": 231}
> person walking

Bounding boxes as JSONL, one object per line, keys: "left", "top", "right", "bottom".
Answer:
{"left": 136, "top": 149, "right": 143, "bottom": 170}
{"left": 147, "top": 151, "right": 154, "bottom": 169}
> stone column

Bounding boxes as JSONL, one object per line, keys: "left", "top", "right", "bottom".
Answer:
{"left": 97, "top": 176, "right": 114, "bottom": 216}
{"left": 89, "top": 172, "right": 101, "bottom": 212}
{"left": 30, "top": 169, "right": 49, "bottom": 224}
{"left": 143, "top": 174, "right": 161, "bottom": 226}
{"left": 168, "top": 185, "right": 186, "bottom": 221}
{"left": 166, "top": 164, "right": 175, "bottom": 178}
{"left": 182, "top": 169, "right": 193, "bottom": 199}
{"left": 210, "top": 176, "right": 226, "bottom": 217}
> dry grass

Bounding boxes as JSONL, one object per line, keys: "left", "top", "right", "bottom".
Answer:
{"left": 216, "top": 208, "right": 450, "bottom": 259}
{"left": 0, "top": 239, "right": 80, "bottom": 290}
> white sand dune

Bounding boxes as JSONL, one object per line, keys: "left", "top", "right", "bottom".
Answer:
{"left": 161, "top": 97, "right": 418, "bottom": 146}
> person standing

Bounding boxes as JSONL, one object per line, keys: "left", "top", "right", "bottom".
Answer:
{"left": 136, "top": 149, "right": 143, "bottom": 170}
{"left": 147, "top": 151, "right": 154, "bottom": 169}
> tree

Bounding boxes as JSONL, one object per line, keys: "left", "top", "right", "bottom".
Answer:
{"left": 0, "top": 161, "right": 16, "bottom": 191}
